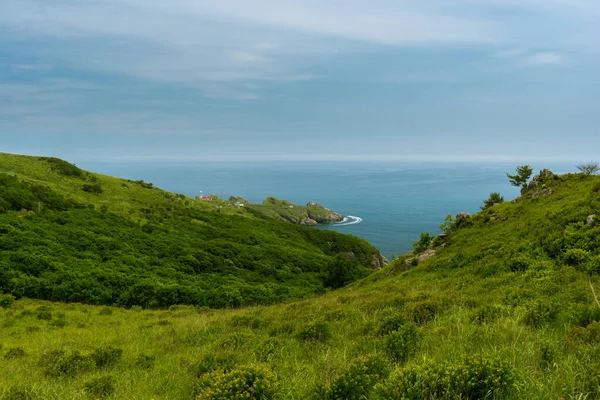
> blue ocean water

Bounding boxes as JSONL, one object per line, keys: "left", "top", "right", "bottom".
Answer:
{"left": 80, "top": 161, "right": 571, "bottom": 258}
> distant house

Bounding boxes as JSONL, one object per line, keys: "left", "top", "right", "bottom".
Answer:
{"left": 195, "top": 191, "right": 217, "bottom": 201}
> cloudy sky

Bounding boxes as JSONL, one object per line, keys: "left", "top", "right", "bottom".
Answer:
{"left": 1, "top": 0, "right": 598, "bottom": 162}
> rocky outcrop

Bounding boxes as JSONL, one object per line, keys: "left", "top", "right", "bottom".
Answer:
{"left": 371, "top": 254, "right": 390, "bottom": 269}
{"left": 456, "top": 212, "right": 471, "bottom": 221}
{"left": 522, "top": 169, "right": 559, "bottom": 195}
{"left": 306, "top": 201, "right": 344, "bottom": 224}
{"left": 587, "top": 215, "right": 596, "bottom": 226}
{"left": 401, "top": 249, "right": 436, "bottom": 271}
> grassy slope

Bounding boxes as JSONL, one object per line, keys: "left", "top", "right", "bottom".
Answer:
{"left": 2, "top": 167, "right": 600, "bottom": 398}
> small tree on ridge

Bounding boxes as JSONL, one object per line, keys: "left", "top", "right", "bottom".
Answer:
{"left": 481, "top": 192, "right": 504, "bottom": 210}
{"left": 576, "top": 161, "right": 600, "bottom": 175}
{"left": 507, "top": 165, "right": 533, "bottom": 189}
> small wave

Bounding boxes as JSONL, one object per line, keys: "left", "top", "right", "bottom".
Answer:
{"left": 335, "top": 215, "right": 363, "bottom": 226}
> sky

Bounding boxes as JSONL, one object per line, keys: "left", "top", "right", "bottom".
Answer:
{"left": 0, "top": 0, "right": 599, "bottom": 163}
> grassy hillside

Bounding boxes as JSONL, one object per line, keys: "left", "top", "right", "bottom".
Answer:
{"left": 0, "top": 153, "right": 382, "bottom": 308}
{"left": 1, "top": 163, "right": 600, "bottom": 399}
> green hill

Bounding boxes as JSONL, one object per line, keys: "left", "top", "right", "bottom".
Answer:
{"left": 0, "top": 153, "right": 382, "bottom": 308}
{"left": 1, "top": 159, "right": 600, "bottom": 399}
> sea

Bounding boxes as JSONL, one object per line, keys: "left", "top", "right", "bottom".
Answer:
{"left": 80, "top": 161, "right": 573, "bottom": 259}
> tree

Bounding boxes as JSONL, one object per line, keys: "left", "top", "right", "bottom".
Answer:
{"left": 412, "top": 232, "right": 434, "bottom": 253}
{"left": 481, "top": 192, "right": 504, "bottom": 210}
{"left": 506, "top": 165, "right": 533, "bottom": 189}
{"left": 576, "top": 161, "right": 600, "bottom": 175}
{"left": 439, "top": 215, "right": 455, "bottom": 234}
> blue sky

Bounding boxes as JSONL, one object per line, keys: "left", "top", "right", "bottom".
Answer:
{"left": 0, "top": 0, "right": 598, "bottom": 163}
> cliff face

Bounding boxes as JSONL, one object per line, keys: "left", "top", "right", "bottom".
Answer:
{"left": 306, "top": 200, "right": 344, "bottom": 224}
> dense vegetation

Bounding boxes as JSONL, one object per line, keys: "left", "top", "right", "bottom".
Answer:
{"left": 0, "top": 154, "right": 380, "bottom": 308}
{"left": 2, "top": 154, "right": 600, "bottom": 399}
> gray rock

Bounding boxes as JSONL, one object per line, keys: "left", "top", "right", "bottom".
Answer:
{"left": 456, "top": 212, "right": 472, "bottom": 221}
{"left": 522, "top": 169, "right": 559, "bottom": 195}
{"left": 532, "top": 188, "right": 553, "bottom": 198}
{"left": 587, "top": 215, "right": 596, "bottom": 226}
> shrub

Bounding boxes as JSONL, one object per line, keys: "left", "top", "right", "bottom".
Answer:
{"left": 4, "top": 347, "right": 26, "bottom": 360}
{"left": 576, "top": 161, "right": 600, "bottom": 175}
{"left": 91, "top": 346, "right": 123, "bottom": 368}
{"left": 194, "top": 354, "right": 237, "bottom": 377}
{"left": 521, "top": 300, "right": 559, "bottom": 328}
{"left": 25, "top": 326, "right": 41, "bottom": 333}
{"left": 324, "top": 254, "right": 369, "bottom": 289}
{"left": 326, "top": 356, "right": 390, "bottom": 400}
{"left": 84, "top": 375, "right": 116, "bottom": 398}
{"left": 298, "top": 321, "right": 332, "bottom": 343}
{"left": 50, "top": 319, "right": 67, "bottom": 328}
{"left": 0, "top": 293, "right": 15, "bottom": 309}
{"left": 130, "top": 305, "right": 143, "bottom": 312}
{"left": 375, "top": 357, "right": 517, "bottom": 399}
{"left": 439, "top": 215, "right": 455, "bottom": 234}
{"left": 404, "top": 300, "right": 439, "bottom": 325}
{"left": 36, "top": 311, "right": 52, "bottom": 321}
{"left": 195, "top": 364, "right": 277, "bottom": 400}
{"left": 385, "top": 323, "right": 422, "bottom": 363}
{"left": 481, "top": 192, "right": 505, "bottom": 210}
{"left": 136, "top": 353, "right": 156, "bottom": 370}
{"left": 98, "top": 307, "right": 113, "bottom": 316}
{"left": 470, "top": 304, "right": 504, "bottom": 325}
{"left": 82, "top": 183, "right": 103, "bottom": 194}
{"left": 40, "top": 349, "right": 95, "bottom": 377}
{"left": 256, "top": 339, "right": 280, "bottom": 362}
{"left": 412, "top": 233, "right": 434, "bottom": 253}
{"left": 563, "top": 249, "right": 592, "bottom": 270}
{"left": 379, "top": 313, "right": 407, "bottom": 335}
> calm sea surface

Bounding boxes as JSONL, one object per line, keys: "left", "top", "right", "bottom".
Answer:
{"left": 80, "top": 161, "right": 572, "bottom": 258}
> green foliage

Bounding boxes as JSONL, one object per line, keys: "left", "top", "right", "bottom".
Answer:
{"left": 507, "top": 165, "right": 533, "bottom": 188}
{"left": 84, "top": 375, "right": 116, "bottom": 398}
{"left": 195, "top": 364, "right": 278, "bottom": 400}
{"left": 439, "top": 214, "right": 455, "bottom": 234}
{"left": 4, "top": 347, "right": 26, "bottom": 360}
{"left": 404, "top": 300, "right": 439, "bottom": 325}
{"left": 326, "top": 356, "right": 390, "bottom": 400}
{"left": 324, "top": 254, "right": 370, "bottom": 289}
{"left": 298, "top": 321, "right": 331, "bottom": 343}
{"left": 521, "top": 300, "right": 559, "bottom": 328}
{"left": 0, "top": 294, "right": 15, "bottom": 309}
{"left": 378, "top": 312, "right": 407, "bottom": 335}
{"left": 39, "top": 157, "right": 85, "bottom": 178}
{"left": 91, "top": 346, "right": 123, "bottom": 368}
{"left": 40, "top": 350, "right": 95, "bottom": 377}
{"left": 136, "top": 353, "right": 156, "bottom": 369}
{"left": 375, "top": 357, "right": 517, "bottom": 399}
{"left": 3, "top": 386, "right": 39, "bottom": 400}
{"left": 412, "top": 232, "right": 434, "bottom": 253}
{"left": 481, "top": 192, "right": 505, "bottom": 210}
{"left": 385, "top": 323, "right": 422, "bottom": 363}
{"left": 0, "top": 170, "right": 380, "bottom": 308}
{"left": 82, "top": 183, "right": 103, "bottom": 194}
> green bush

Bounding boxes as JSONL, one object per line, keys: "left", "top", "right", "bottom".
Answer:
{"left": 481, "top": 192, "right": 504, "bottom": 210}
{"left": 563, "top": 249, "right": 592, "bottom": 269}
{"left": 379, "top": 313, "right": 407, "bottom": 335}
{"left": 84, "top": 375, "right": 116, "bottom": 398}
{"left": 326, "top": 356, "right": 390, "bottom": 400}
{"left": 194, "top": 354, "right": 237, "bottom": 377}
{"left": 82, "top": 183, "right": 103, "bottom": 194}
{"left": 385, "top": 323, "right": 422, "bottom": 363}
{"left": 136, "top": 353, "right": 156, "bottom": 370}
{"left": 195, "top": 364, "right": 277, "bottom": 400}
{"left": 4, "top": 346, "right": 26, "bottom": 360}
{"left": 298, "top": 321, "right": 332, "bottom": 343}
{"left": 0, "top": 293, "right": 15, "bottom": 309}
{"left": 375, "top": 357, "right": 517, "bottom": 399}
{"left": 404, "top": 300, "right": 439, "bottom": 325}
{"left": 40, "top": 349, "right": 95, "bottom": 377}
{"left": 412, "top": 233, "right": 434, "bottom": 253}
{"left": 91, "top": 346, "right": 123, "bottom": 368}
{"left": 36, "top": 311, "right": 52, "bottom": 321}
{"left": 521, "top": 300, "right": 559, "bottom": 328}
{"left": 470, "top": 304, "right": 504, "bottom": 325}
{"left": 98, "top": 307, "right": 113, "bottom": 316}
